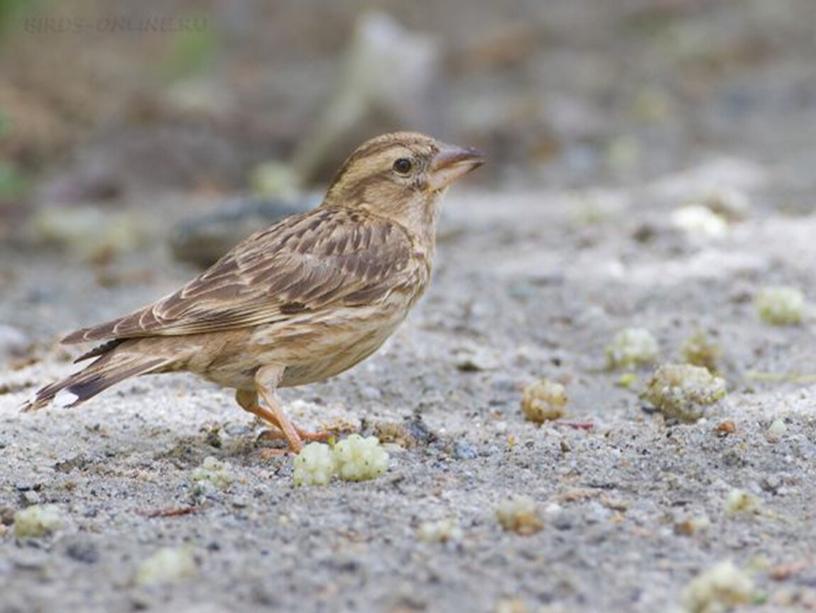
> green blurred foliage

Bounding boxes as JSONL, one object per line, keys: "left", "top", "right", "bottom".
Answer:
{"left": 159, "top": 20, "right": 218, "bottom": 82}
{"left": 0, "top": 162, "right": 29, "bottom": 201}
{"left": 0, "top": 0, "right": 42, "bottom": 37}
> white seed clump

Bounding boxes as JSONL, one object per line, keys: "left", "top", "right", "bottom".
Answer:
{"left": 755, "top": 286, "right": 805, "bottom": 325}
{"left": 682, "top": 560, "right": 753, "bottom": 613}
{"left": 521, "top": 379, "right": 568, "bottom": 424}
{"left": 293, "top": 442, "right": 337, "bottom": 486}
{"left": 680, "top": 331, "right": 721, "bottom": 373}
{"left": 417, "top": 518, "right": 463, "bottom": 543}
{"left": 606, "top": 328, "right": 659, "bottom": 369}
{"left": 671, "top": 204, "right": 728, "bottom": 238}
{"left": 766, "top": 418, "right": 787, "bottom": 442}
{"left": 700, "top": 187, "right": 750, "bottom": 221}
{"left": 333, "top": 434, "right": 389, "bottom": 482}
{"left": 135, "top": 547, "right": 198, "bottom": 587}
{"left": 495, "top": 495, "right": 543, "bottom": 535}
{"left": 724, "top": 489, "right": 761, "bottom": 516}
{"left": 191, "top": 456, "right": 234, "bottom": 491}
{"left": 14, "top": 504, "right": 64, "bottom": 538}
{"left": 643, "top": 363, "right": 726, "bottom": 422}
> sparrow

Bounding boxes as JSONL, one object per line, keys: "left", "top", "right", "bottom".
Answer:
{"left": 23, "top": 132, "right": 484, "bottom": 453}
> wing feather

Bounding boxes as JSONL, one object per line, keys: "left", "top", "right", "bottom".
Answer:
{"left": 62, "top": 208, "right": 417, "bottom": 343}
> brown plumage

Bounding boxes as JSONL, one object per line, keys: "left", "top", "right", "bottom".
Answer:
{"left": 23, "top": 132, "right": 484, "bottom": 453}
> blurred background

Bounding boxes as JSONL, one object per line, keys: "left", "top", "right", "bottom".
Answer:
{"left": 1, "top": 0, "right": 815, "bottom": 274}
{"left": 3, "top": 6, "right": 816, "bottom": 609}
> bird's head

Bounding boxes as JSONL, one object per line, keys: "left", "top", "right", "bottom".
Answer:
{"left": 324, "top": 132, "right": 484, "bottom": 236}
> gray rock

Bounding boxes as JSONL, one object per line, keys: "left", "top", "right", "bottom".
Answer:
{"left": 0, "top": 324, "right": 30, "bottom": 359}
{"left": 169, "top": 196, "right": 316, "bottom": 267}
{"left": 453, "top": 440, "right": 478, "bottom": 460}
{"left": 65, "top": 540, "right": 100, "bottom": 564}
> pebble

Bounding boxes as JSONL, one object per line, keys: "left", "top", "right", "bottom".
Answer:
{"left": 223, "top": 422, "right": 253, "bottom": 437}
{"left": 20, "top": 491, "right": 41, "bottom": 506}
{"left": 169, "top": 196, "right": 313, "bottom": 267}
{"left": 231, "top": 496, "right": 249, "bottom": 509}
{"left": 760, "top": 475, "right": 783, "bottom": 494}
{"left": 453, "top": 440, "right": 478, "bottom": 460}
{"left": 454, "top": 345, "right": 501, "bottom": 372}
{"left": 65, "top": 540, "right": 100, "bottom": 564}
{"left": 359, "top": 385, "right": 382, "bottom": 400}
{"left": 0, "top": 324, "right": 30, "bottom": 358}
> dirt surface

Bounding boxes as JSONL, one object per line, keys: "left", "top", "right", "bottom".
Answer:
{"left": 3, "top": 1, "right": 816, "bottom": 612}
{"left": 2, "top": 178, "right": 816, "bottom": 612}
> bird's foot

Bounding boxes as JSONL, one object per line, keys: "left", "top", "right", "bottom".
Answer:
{"left": 257, "top": 447, "right": 292, "bottom": 460}
{"left": 258, "top": 425, "right": 332, "bottom": 444}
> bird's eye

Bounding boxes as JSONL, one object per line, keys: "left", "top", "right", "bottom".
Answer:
{"left": 392, "top": 158, "right": 413, "bottom": 175}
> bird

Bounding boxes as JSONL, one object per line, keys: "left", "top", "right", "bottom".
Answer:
{"left": 23, "top": 132, "right": 484, "bottom": 453}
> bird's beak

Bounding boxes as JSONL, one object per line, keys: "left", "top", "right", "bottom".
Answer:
{"left": 428, "top": 143, "right": 484, "bottom": 192}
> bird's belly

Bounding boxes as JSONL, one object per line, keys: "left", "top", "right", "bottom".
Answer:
{"left": 253, "top": 304, "right": 407, "bottom": 387}
{"left": 278, "top": 329, "right": 392, "bottom": 387}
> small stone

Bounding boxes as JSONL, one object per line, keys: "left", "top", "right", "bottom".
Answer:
{"left": 359, "top": 385, "right": 382, "bottom": 400}
{"left": 231, "top": 496, "right": 249, "bottom": 509}
{"left": 715, "top": 421, "right": 736, "bottom": 437}
{"left": 606, "top": 328, "right": 659, "bottom": 369}
{"left": 642, "top": 363, "right": 726, "bottom": 422}
{"left": 521, "top": 379, "right": 568, "bottom": 424}
{"left": 453, "top": 440, "right": 478, "bottom": 460}
{"left": 755, "top": 287, "right": 805, "bottom": 326}
{"left": 65, "top": 540, "right": 99, "bottom": 564}
{"left": 454, "top": 344, "right": 500, "bottom": 372}
{"left": 682, "top": 560, "right": 754, "bottom": 613}
{"left": 0, "top": 507, "right": 15, "bottom": 526}
{"left": 169, "top": 196, "right": 314, "bottom": 267}
{"left": 495, "top": 495, "right": 543, "bottom": 535}
{"left": 14, "top": 504, "right": 64, "bottom": 538}
{"left": 135, "top": 547, "right": 197, "bottom": 587}
{"left": 760, "top": 475, "right": 782, "bottom": 494}
{"left": 0, "top": 324, "right": 31, "bottom": 359}
{"left": 20, "top": 490, "right": 41, "bottom": 506}
{"left": 223, "top": 422, "right": 253, "bottom": 437}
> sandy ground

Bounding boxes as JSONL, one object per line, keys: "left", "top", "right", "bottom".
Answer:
{"left": 2, "top": 175, "right": 816, "bottom": 612}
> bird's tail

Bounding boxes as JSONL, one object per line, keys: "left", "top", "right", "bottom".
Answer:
{"left": 21, "top": 349, "right": 168, "bottom": 412}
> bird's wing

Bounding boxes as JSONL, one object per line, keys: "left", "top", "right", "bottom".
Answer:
{"left": 62, "top": 207, "right": 417, "bottom": 343}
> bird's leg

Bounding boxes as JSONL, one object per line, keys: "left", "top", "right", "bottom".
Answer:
{"left": 251, "top": 367, "right": 303, "bottom": 454}
{"left": 235, "top": 388, "right": 331, "bottom": 446}
{"left": 239, "top": 366, "right": 331, "bottom": 454}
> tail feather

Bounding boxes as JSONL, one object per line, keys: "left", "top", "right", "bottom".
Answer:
{"left": 21, "top": 352, "right": 167, "bottom": 412}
